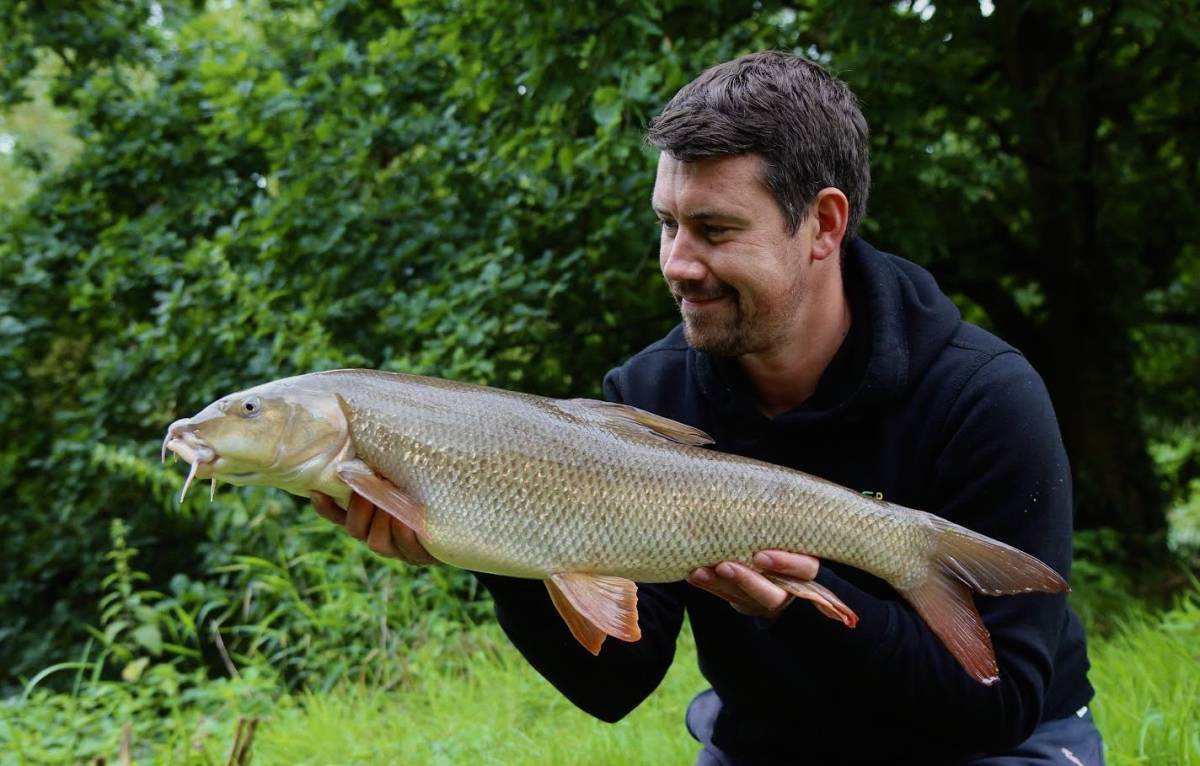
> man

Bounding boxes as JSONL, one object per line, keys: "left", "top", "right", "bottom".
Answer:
{"left": 313, "top": 51, "right": 1101, "bottom": 764}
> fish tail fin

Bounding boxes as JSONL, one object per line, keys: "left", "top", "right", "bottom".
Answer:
{"left": 898, "top": 516, "right": 1069, "bottom": 685}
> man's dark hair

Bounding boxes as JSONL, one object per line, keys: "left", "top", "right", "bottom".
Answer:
{"left": 646, "top": 50, "right": 870, "bottom": 239}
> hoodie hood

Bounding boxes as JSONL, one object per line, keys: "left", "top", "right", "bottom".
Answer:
{"left": 692, "top": 237, "right": 961, "bottom": 429}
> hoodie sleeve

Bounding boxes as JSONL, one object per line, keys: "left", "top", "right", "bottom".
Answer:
{"left": 770, "top": 351, "right": 1075, "bottom": 756}
{"left": 471, "top": 365, "right": 687, "bottom": 723}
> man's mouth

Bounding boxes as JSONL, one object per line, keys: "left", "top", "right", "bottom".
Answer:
{"left": 673, "top": 286, "right": 733, "bottom": 306}
{"left": 681, "top": 294, "right": 726, "bottom": 306}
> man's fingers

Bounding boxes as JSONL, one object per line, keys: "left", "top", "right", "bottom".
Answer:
{"left": 345, "top": 493, "right": 374, "bottom": 539}
{"left": 310, "top": 490, "right": 437, "bottom": 566}
{"left": 366, "top": 507, "right": 400, "bottom": 558}
{"left": 390, "top": 522, "right": 437, "bottom": 565}
{"left": 688, "top": 565, "right": 789, "bottom": 616}
{"left": 715, "top": 562, "right": 792, "bottom": 611}
{"left": 310, "top": 492, "right": 347, "bottom": 525}
{"left": 753, "top": 550, "right": 820, "bottom": 580}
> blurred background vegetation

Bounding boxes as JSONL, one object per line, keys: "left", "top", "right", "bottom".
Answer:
{"left": 1, "top": 0, "right": 1197, "bottom": 763}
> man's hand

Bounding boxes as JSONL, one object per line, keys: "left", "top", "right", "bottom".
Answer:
{"left": 687, "top": 551, "right": 820, "bottom": 618}
{"left": 310, "top": 491, "right": 436, "bottom": 565}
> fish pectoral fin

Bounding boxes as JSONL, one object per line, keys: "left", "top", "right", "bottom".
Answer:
{"left": 545, "top": 573, "right": 641, "bottom": 656}
{"left": 559, "top": 399, "right": 714, "bottom": 447}
{"left": 763, "top": 573, "right": 858, "bottom": 628}
{"left": 334, "top": 459, "right": 428, "bottom": 537}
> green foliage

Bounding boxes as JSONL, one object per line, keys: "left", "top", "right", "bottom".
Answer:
{"left": 4, "top": 664, "right": 279, "bottom": 764}
{"left": 1071, "top": 528, "right": 1145, "bottom": 637}
{"left": 7, "top": 585, "right": 1198, "bottom": 765}
{"left": 254, "top": 624, "right": 704, "bottom": 766}
{"left": 0, "top": 0, "right": 174, "bottom": 107}
{"left": 1089, "top": 586, "right": 1200, "bottom": 765}
{"left": 1150, "top": 427, "right": 1200, "bottom": 562}
{"left": 0, "top": 59, "right": 82, "bottom": 210}
{"left": 1, "top": 0, "right": 1198, "bottom": 720}
{"left": 2, "top": 504, "right": 487, "bottom": 762}
{"left": 0, "top": 0, "right": 684, "bottom": 683}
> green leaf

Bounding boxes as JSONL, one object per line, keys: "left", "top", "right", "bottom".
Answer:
{"left": 133, "top": 624, "right": 163, "bottom": 656}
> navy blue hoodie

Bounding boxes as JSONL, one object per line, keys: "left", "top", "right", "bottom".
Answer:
{"left": 478, "top": 238, "right": 1093, "bottom": 763}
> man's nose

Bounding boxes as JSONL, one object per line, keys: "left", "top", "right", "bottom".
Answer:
{"left": 661, "top": 228, "right": 708, "bottom": 282}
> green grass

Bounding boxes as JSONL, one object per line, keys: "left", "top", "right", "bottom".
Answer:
{"left": 245, "top": 597, "right": 1200, "bottom": 766}
{"left": 5, "top": 589, "right": 1199, "bottom": 765}
{"left": 1088, "top": 595, "right": 1200, "bottom": 765}
{"left": 254, "top": 625, "right": 704, "bottom": 765}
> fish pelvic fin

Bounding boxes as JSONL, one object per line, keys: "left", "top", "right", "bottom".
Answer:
{"left": 900, "top": 517, "right": 1071, "bottom": 685}
{"left": 545, "top": 573, "right": 641, "bottom": 656}
{"left": 335, "top": 458, "right": 428, "bottom": 537}
{"left": 559, "top": 399, "right": 714, "bottom": 447}
{"left": 763, "top": 573, "right": 858, "bottom": 628}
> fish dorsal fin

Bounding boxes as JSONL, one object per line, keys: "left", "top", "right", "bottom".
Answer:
{"left": 559, "top": 399, "right": 714, "bottom": 447}
{"left": 335, "top": 458, "right": 428, "bottom": 537}
{"left": 545, "top": 573, "right": 641, "bottom": 655}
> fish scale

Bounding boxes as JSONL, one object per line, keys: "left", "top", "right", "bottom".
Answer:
{"left": 330, "top": 369, "right": 931, "bottom": 585}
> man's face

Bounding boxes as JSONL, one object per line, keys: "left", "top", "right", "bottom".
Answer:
{"left": 652, "top": 153, "right": 811, "bottom": 357}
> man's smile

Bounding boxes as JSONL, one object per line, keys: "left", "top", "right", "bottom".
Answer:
{"left": 681, "top": 294, "right": 728, "bottom": 309}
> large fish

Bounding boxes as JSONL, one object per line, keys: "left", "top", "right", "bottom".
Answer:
{"left": 162, "top": 369, "right": 1068, "bottom": 684}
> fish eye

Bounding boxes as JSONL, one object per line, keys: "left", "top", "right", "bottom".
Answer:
{"left": 240, "top": 396, "right": 263, "bottom": 418}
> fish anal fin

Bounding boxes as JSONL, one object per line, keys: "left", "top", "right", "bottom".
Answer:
{"left": 901, "top": 574, "right": 999, "bottom": 685}
{"left": 560, "top": 399, "right": 714, "bottom": 447}
{"left": 763, "top": 573, "right": 858, "bottom": 628}
{"left": 545, "top": 573, "right": 641, "bottom": 655}
{"left": 545, "top": 580, "right": 608, "bottom": 655}
{"left": 335, "top": 458, "right": 428, "bottom": 537}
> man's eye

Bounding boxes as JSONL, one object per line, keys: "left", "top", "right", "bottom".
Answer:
{"left": 660, "top": 219, "right": 678, "bottom": 235}
{"left": 703, "top": 225, "right": 730, "bottom": 238}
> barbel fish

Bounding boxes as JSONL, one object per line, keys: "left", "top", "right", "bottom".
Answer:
{"left": 162, "top": 369, "right": 1068, "bottom": 684}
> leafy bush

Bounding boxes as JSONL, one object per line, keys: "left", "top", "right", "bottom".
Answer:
{"left": 0, "top": 0, "right": 701, "bottom": 684}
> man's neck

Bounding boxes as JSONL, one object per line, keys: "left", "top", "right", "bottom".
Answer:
{"left": 738, "top": 277, "right": 852, "bottom": 418}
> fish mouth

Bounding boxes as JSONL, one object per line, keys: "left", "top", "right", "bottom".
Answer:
{"left": 162, "top": 419, "right": 218, "bottom": 502}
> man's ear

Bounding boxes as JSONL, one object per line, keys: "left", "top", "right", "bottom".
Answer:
{"left": 808, "top": 187, "right": 849, "bottom": 262}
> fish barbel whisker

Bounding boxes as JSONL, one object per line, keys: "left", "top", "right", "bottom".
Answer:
{"left": 180, "top": 459, "right": 200, "bottom": 503}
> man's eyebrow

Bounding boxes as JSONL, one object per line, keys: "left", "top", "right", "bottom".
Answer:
{"left": 652, "top": 205, "right": 748, "bottom": 225}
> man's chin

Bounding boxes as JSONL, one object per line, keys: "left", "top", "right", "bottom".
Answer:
{"left": 682, "top": 320, "right": 745, "bottom": 357}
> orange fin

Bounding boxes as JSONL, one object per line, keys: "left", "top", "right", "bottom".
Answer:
{"left": 559, "top": 399, "right": 714, "bottom": 447}
{"left": 902, "top": 572, "right": 999, "bottom": 685}
{"left": 925, "top": 517, "right": 1070, "bottom": 596}
{"left": 545, "top": 573, "right": 641, "bottom": 655}
{"left": 763, "top": 573, "right": 858, "bottom": 628}
{"left": 335, "top": 459, "right": 427, "bottom": 537}
{"left": 545, "top": 580, "right": 608, "bottom": 655}
{"left": 900, "top": 515, "right": 1071, "bottom": 685}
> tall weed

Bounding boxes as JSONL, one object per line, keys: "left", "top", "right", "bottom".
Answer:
{"left": 1090, "top": 586, "right": 1200, "bottom": 765}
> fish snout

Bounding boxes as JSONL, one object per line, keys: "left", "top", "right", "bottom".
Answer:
{"left": 162, "top": 418, "right": 222, "bottom": 503}
{"left": 161, "top": 418, "right": 216, "bottom": 466}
